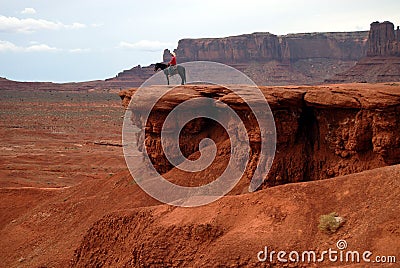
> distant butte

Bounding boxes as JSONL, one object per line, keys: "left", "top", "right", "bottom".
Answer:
{"left": 328, "top": 21, "right": 400, "bottom": 83}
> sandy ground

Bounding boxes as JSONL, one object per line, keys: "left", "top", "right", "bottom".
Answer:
{"left": 0, "top": 90, "right": 135, "bottom": 267}
{"left": 0, "top": 90, "right": 125, "bottom": 188}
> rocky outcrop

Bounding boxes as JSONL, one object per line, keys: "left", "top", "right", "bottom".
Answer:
{"left": 367, "top": 21, "right": 400, "bottom": 56}
{"left": 329, "top": 21, "right": 400, "bottom": 83}
{"left": 162, "top": 48, "right": 176, "bottom": 62}
{"left": 119, "top": 83, "right": 400, "bottom": 193}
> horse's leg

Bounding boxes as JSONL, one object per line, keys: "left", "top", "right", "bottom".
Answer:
{"left": 164, "top": 70, "right": 170, "bottom": 85}
{"left": 181, "top": 68, "right": 186, "bottom": 85}
{"left": 180, "top": 72, "right": 184, "bottom": 85}
{"left": 177, "top": 68, "right": 183, "bottom": 85}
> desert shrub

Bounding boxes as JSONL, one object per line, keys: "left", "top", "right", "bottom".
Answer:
{"left": 318, "top": 212, "right": 345, "bottom": 234}
{"left": 384, "top": 82, "right": 399, "bottom": 86}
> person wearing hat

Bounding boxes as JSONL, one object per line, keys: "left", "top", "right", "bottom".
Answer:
{"left": 167, "top": 51, "right": 177, "bottom": 67}
{"left": 167, "top": 51, "right": 177, "bottom": 76}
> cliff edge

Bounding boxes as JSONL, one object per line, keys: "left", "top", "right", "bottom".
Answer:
{"left": 119, "top": 83, "right": 400, "bottom": 193}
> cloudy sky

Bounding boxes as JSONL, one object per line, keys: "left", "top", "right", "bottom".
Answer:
{"left": 0, "top": 0, "right": 399, "bottom": 82}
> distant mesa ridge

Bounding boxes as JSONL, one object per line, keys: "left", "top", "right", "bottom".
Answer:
{"left": 1, "top": 21, "right": 399, "bottom": 90}
{"left": 165, "top": 31, "right": 368, "bottom": 64}
{"left": 121, "top": 29, "right": 370, "bottom": 87}
{"left": 146, "top": 21, "right": 400, "bottom": 85}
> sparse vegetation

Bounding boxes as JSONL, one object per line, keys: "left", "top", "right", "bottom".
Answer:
{"left": 318, "top": 212, "right": 345, "bottom": 234}
{"left": 384, "top": 82, "right": 399, "bottom": 86}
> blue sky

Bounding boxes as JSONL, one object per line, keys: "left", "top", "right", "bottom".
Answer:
{"left": 0, "top": 0, "right": 399, "bottom": 82}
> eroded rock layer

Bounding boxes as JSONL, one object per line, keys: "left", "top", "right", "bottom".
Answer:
{"left": 119, "top": 83, "right": 400, "bottom": 193}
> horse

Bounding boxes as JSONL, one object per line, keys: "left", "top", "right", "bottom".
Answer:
{"left": 154, "top": 63, "right": 186, "bottom": 85}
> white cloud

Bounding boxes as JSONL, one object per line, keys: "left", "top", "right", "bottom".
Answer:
{"left": 66, "top": 22, "right": 86, "bottom": 30}
{"left": 0, "top": 40, "right": 19, "bottom": 52}
{"left": 21, "top": 8, "right": 37, "bottom": 15}
{"left": 26, "top": 44, "right": 58, "bottom": 52}
{"left": 69, "top": 48, "right": 90, "bottom": 53}
{"left": 0, "top": 15, "right": 86, "bottom": 33}
{"left": 119, "top": 40, "right": 173, "bottom": 51}
{"left": 91, "top": 23, "right": 103, "bottom": 28}
{"left": 0, "top": 40, "right": 59, "bottom": 52}
{"left": 0, "top": 40, "right": 90, "bottom": 53}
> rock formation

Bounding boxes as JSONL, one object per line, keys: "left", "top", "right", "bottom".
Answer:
{"left": 176, "top": 31, "right": 368, "bottom": 64}
{"left": 282, "top": 32, "right": 368, "bottom": 61}
{"left": 329, "top": 21, "right": 400, "bottom": 83}
{"left": 119, "top": 83, "right": 400, "bottom": 192}
{"left": 176, "top": 33, "right": 283, "bottom": 63}
{"left": 162, "top": 48, "right": 176, "bottom": 62}
{"left": 367, "top": 21, "right": 400, "bottom": 56}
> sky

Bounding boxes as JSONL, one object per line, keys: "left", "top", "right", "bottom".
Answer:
{"left": 0, "top": 0, "right": 399, "bottom": 82}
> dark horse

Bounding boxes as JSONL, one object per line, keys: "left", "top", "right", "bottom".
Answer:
{"left": 154, "top": 63, "right": 186, "bottom": 85}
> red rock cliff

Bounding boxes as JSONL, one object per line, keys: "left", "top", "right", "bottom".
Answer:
{"left": 367, "top": 21, "right": 400, "bottom": 56}
{"left": 119, "top": 83, "right": 400, "bottom": 193}
{"left": 175, "top": 32, "right": 368, "bottom": 64}
{"left": 281, "top": 32, "right": 367, "bottom": 62}
{"left": 176, "top": 33, "right": 283, "bottom": 63}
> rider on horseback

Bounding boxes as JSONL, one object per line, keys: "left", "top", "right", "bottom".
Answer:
{"left": 154, "top": 51, "right": 186, "bottom": 85}
{"left": 167, "top": 51, "right": 177, "bottom": 76}
{"left": 168, "top": 51, "right": 176, "bottom": 66}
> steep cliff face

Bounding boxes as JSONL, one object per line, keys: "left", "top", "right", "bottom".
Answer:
{"left": 176, "top": 33, "right": 282, "bottom": 63}
{"left": 367, "top": 21, "right": 400, "bottom": 56}
{"left": 281, "top": 32, "right": 368, "bottom": 62}
{"left": 176, "top": 32, "right": 368, "bottom": 64}
{"left": 119, "top": 83, "right": 400, "bottom": 193}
